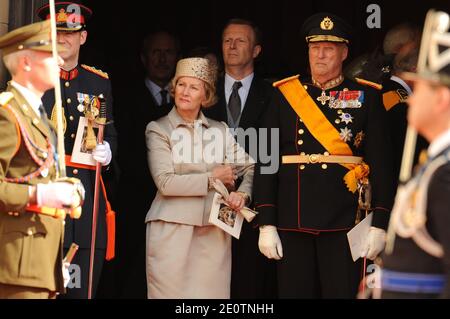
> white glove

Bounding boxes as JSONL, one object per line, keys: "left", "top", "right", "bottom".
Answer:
{"left": 258, "top": 225, "right": 283, "bottom": 260}
{"left": 92, "top": 141, "right": 112, "bottom": 166}
{"left": 62, "top": 261, "right": 71, "bottom": 288}
{"left": 360, "top": 226, "right": 386, "bottom": 260}
{"left": 36, "top": 182, "right": 81, "bottom": 209}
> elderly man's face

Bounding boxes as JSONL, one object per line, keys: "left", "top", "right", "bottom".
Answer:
{"left": 142, "top": 33, "right": 178, "bottom": 85}
{"left": 308, "top": 42, "right": 348, "bottom": 79}
{"left": 28, "top": 51, "right": 63, "bottom": 93}
{"left": 222, "top": 24, "right": 261, "bottom": 70}
{"left": 56, "top": 30, "right": 86, "bottom": 65}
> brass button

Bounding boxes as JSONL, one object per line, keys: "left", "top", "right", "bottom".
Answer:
{"left": 65, "top": 81, "right": 70, "bottom": 87}
{"left": 73, "top": 169, "right": 78, "bottom": 175}
{"left": 335, "top": 119, "right": 341, "bottom": 124}
{"left": 67, "top": 98, "right": 72, "bottom": 104}
{"left": 322, "top": 164, "right": 328, "bottom": 169}
{"left": 324, "top": 152, "right": 330, "bottom": 156}
{"left": 27, "top": 229, "right": 33, "bottom": 236}
{"left": 299, "top": 165, "right": 305, "bottom": 170}
{"left": 298, "top": 129, "right": 304, "bottom": 135}
{"left": 69, "top": 115, "right": 74, "bottom": 121}
{"left": 299, "top": 118, "right": 303, "bottom": 123}
{"left": 297, "top": 140, "right": 303, "bottom": 145}
{"left": 32, "top": 118, "right": 39, "bottom": 125}
{"left": 337, "top": 110, "right": 343, "bottom": 114}
{"left": 71, "top": 133, "right": 75, "bottom": 138}
{"left": 303, "top": 85, "right": 308, "bottom": 90}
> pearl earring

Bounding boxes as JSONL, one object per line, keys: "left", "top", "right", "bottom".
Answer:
{"left": 24, "top": 66, "right": 31, "bottom": 72}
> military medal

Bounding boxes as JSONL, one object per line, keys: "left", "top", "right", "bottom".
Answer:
{"left": 317, "top": 91, "right": 330, "bottom": 105}
{"left": 329, "top": 90, "right": 364, "bottom": 109}
{"left": 312, "top": 75, "right": 343, "bottom": 107}
{"left": 339, "top": 127, "right": 353, "bottom": 142}
{"left": 354, "top": 131, "right": 365, "bottom": 148}
{"left": 339, "top": 112, "right": 353, "bottom": 124}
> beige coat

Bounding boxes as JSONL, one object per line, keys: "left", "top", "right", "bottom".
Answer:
{"left": 145, "top": 107, "right": 254, "bottom": 226}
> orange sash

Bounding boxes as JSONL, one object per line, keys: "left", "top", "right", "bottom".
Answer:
{"left": 274, "top": 75, "right": 369, "bottom": 192}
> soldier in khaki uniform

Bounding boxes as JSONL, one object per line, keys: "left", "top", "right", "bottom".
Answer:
{"left": 0, "top": 20, "right": 83, "bottom": 299}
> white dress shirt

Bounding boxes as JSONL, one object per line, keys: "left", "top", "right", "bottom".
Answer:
{"left": 10, "top": 81, "right": 44, "bottom": 118}
{"left": 224, "top": 72, "right": 254, "bottom": 112}
{"left": 145, "top": 78, "right": 171, "bottom": 106}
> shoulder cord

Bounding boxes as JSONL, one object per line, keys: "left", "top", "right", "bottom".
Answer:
{"left": 1, "top": 104, "right": 54, "bottom": 184}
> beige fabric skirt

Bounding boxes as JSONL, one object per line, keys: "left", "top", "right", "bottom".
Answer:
{"left": 146, "top": 220, "right": 231, "bottom": 299}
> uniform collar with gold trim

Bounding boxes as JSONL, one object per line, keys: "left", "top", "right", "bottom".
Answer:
{"left": 60, "top": 66, "right": 79, "bottom": 80}
{"left": 312, "top": 74, "right": 344, "bottom": 90}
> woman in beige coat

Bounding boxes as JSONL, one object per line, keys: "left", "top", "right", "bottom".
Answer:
{"left": 145, "top": 57, "right": 254, "bottom": 299}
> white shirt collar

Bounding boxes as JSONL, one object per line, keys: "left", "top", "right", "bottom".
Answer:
{"left": 390, "top": 75, "right": 412, "bottom": 95}
{"left": 225, "top": 72, "right": 254, "bottom": 100}
{"left": 428, "top": 128, "right": 450, "bottom": 158}
{"left": 144, "top": 78, "right": 170, "bottom": 105}
{"left": 10, "top": 81, "right": 43, "bottom": 117}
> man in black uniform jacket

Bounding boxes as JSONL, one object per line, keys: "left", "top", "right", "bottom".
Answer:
{"left": 37, "top": 1, "right": 117, "bottom": 299}
{"left": 203, "top": 19, "right": 276, "bottom": 298}
{"left": 381, "top": 10, "right": 450, "bottom": 298}
{"left": 253, "top": 12, "right": 395, "bottom": 298}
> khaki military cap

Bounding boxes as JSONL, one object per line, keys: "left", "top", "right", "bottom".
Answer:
{"left": 0, "top": 20, "right": 65, "bottom": 56}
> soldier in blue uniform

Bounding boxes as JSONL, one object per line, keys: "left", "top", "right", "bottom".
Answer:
{"left": 253, "top": 12, "right": 395, "bottom": 298}
{"left": 381, "top": 10, "right": 450, "bottom": 299}
{"left": 37, "top": 1, "right": 117, "bottom": 299}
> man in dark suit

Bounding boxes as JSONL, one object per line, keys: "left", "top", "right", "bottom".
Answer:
{"left": 381, "top": 10, "right": 450, "bottom": 298}
{"left": 254, "top": 13, "right": 395, "bottom": 298}
{"left": 113, "top": 30, "right": 180, "bottom": 298}
{"left": 37, "top": 1, "right": 117, "bottom": 299}
{"left": 204, "top": 18, "right": 276, "bottom": 298}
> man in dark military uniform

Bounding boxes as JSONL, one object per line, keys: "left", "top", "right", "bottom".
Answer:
{"left": 381, "top": 10, "right": 450, "bottom": 298}
{"left": 253, "top": 12, "right": 395, "bottom": 298}
{"left": 381, "top": 47, "right": 428, "bottom": 183}
{"left": 0, "top": 20, "right": 83, "bottom": 299}
{"left": 37, "top": 1, "right": 117, "bottom": 299}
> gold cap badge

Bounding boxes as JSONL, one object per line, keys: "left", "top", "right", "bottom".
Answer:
{"left": 320, "top": 17, "right": 334, "bottom": 30}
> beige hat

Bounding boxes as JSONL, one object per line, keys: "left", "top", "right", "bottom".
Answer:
{"left": 0, "top": 20, "right": 66, "bottom": 56}
{"left": 172, "top": 57, "right": 216, "bottom": 88}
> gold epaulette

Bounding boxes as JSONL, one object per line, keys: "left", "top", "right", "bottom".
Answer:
{"left": 0, "top": 92, "right": 14, "bottom": 106}
{"left": 81, "top": 64, "right": 109, "bottom": 79}
{"left": 273, "top": 75, "right": 300, "bottom": 88}
{"left": 383, "top": 89, "right": 409, "bottom": 111}
{"left": 355, "top": 77, "right": 383, "bottom": 90}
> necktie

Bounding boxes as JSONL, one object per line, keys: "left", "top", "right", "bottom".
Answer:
{"left": 38, "top": 104, "right": 56, "bottom": 144}
{"left": 228, "top": 81, "right": 242, "bottom": 123}
{"left": 160, "top": 89, "right": 169, "bottom": 106}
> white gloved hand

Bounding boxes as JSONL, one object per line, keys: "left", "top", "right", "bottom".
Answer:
{"left": 36, "top": 182, "right": 81, "bottom": 209}
{"left": 62, "top": 261, "right": 71, "bottom": 288}
{"left": 258, "top": 225, "right": 283, "bottom": 260}
{"left": 361, "top": 226, "right": 386, "bottom": 260}
{"left": 92, "top": 141, "right": 112, "bottom": 166}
